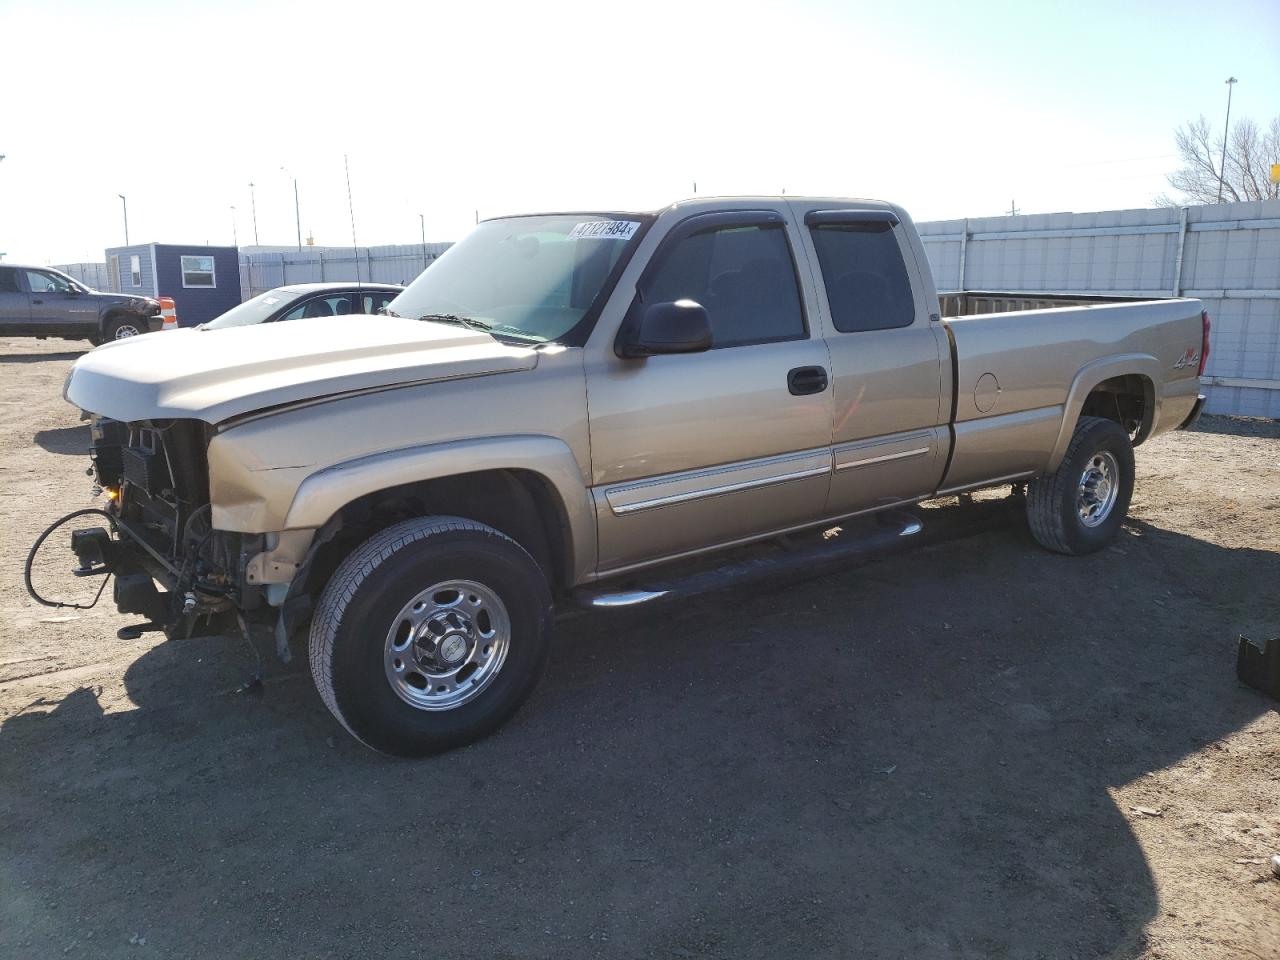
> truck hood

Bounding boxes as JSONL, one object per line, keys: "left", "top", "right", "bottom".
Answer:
{"left": 64, "top": 316, "right": 539, "bottom": 424}
{"left": 89, "top": 291, "right": 159, "bottom": 311}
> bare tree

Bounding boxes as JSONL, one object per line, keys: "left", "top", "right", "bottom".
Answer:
{"left": 1157, "top": 114, "right": 1280, "bottom": 206}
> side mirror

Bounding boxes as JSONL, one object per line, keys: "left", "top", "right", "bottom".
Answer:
{"left": 617, "top": 299, "right": 712, "bottom": 358}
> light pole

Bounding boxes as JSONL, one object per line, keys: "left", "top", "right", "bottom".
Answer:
{"left": 419, "top": 213, "right": 427, "bottom": 269}
{"left": 281, "top": 167, "right": 301, "bottom": 251}
{"left": 230, "top": 205, "right": 239, "bottom": 247}
{"left": 117, "top": 194, "right": 129, "bottom": 245}
{"left": 1217, "top": 76, "right": 1238, "bottom": 203}
{"left": 248, "top": 182, "right": 259, "bottom": 245}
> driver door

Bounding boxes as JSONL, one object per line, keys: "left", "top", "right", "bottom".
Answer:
{"left": 584, "top": 208, "right": 834, "bottom": 573}
{"left": 24, "top": 269, "right": 94, "bottom": 337}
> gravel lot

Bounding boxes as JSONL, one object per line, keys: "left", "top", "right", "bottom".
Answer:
{"left": 1, "top": 338, "right": 1277, "bottom": 959}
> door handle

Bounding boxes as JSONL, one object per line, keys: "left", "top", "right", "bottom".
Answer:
{"left": 32, "top": 298, "right": 43, "bottom": 304}
{"left": 787, "top": 365, "right": 828, "bottom": 396}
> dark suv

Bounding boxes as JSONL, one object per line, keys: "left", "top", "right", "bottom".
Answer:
{"left": 0, "top": 265, "right": 161, "bottom": 345}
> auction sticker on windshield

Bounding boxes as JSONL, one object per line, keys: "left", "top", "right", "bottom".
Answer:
{"left": 568, "top": 220, "right": 640, "bottom": 241}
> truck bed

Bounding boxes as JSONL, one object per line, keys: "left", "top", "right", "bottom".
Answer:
{"left": 937, "top": 290, "right": 1147, "bottom": 318}
{"left": 938, "top": 298, "right": 1205, "bottom": 493}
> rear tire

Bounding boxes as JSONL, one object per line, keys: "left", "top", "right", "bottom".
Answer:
{"left": 1026, "top": 416, "right": 1134, "bottom": 555}
{"left": 309, "top": 517, "right": 552, "bottom": 757}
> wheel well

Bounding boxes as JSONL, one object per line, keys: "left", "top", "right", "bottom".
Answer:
{"left": 1079, "top": 374, "right": 1154, "bottom": 444}
{"left": 100, "top": 310, "right": 134, "bottom": 334}
{"left": 298, "top": 469, "right": 573, "bottom": 602}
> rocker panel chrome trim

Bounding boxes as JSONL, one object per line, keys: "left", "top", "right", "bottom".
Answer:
{"left": 603, "top": 448, "right": 832, "bottom": 516}
{"left": 835, "top": 445, "right": 931, "bottom": 471}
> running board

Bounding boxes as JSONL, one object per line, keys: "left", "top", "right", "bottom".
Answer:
{"left": 571, "top": 510, "right": 923, "bottom": 611}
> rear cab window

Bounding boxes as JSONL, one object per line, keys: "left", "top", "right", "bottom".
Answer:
{"left": 807, "top": 213, "right": 916, "bottom": 333}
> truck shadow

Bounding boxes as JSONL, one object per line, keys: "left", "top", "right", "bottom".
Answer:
{"left": 1, "top": 501, "right": 1275, "bottom": 958}
{"left": 33, "top": 425, "right": 90, "bottom": 455}
{"left": 0, "top": 349, "right": 88, "bottom": 364}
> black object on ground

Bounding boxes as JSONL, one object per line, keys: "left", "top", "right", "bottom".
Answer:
{"left": 1236, "top": 635, "right": 1280, "bottom": 701}
{"left": 116, "top": 622, "right": 165, "bottom": 641}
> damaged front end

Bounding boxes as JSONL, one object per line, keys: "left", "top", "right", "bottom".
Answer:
{"left": 57, "top": 415, "right": 274, "bottom": 643}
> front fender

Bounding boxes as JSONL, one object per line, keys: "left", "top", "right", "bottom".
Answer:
{"left": 1045, "top": 354, "right": 1161, "bottom": 472}
{"left": 281, "top": 434, "right": 597, "bottom": 583}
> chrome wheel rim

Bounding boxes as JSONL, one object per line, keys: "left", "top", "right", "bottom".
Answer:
{"left": 113, "top": 323, "right": 141, "bottom": 339}
{"left": 384, "top": 579, "right": 511, "bottom": 711}
{"left": 1077, "top": 450, "right": 1120, "bottom": 527}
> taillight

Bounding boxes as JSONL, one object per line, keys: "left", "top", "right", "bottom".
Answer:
{"left": 1198, "top": 310, "right": 1210, "bottom": 376}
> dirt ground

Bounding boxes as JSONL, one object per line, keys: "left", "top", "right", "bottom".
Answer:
{"left": 1, "top": 337, "right": 1277, "bottom": 960}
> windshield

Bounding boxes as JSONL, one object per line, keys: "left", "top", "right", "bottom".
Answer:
{"left": 202, "top": 289, "right": 296, "bottom": 329}
{"left": 385, "top": 214, "right": 648, "bottom": 343}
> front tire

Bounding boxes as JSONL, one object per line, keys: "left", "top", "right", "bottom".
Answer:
{"left": 309, "top": 517, "right": 553, "bottom": 757}
{"left": 103, "top": 316, "right": 145, "bottom": 341}
{"left": 1026, "top": 416, "right": 1134, "bottom": 555}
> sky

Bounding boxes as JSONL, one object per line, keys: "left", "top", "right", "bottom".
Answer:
{"left": 1, "top": 0, "right": 1277, "bottom": 265}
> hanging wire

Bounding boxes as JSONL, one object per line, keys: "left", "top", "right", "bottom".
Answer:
{"left": 24, "top": 508, "right": 118, "bottom": 610}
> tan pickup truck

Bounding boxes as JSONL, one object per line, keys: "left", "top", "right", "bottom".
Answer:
{"left": 57, "top": 197, "right": 1208, "bottom": 755}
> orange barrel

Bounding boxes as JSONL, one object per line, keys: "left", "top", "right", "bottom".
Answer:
{"left": 159, "top": 297, "right": 178, "bottom": 331}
